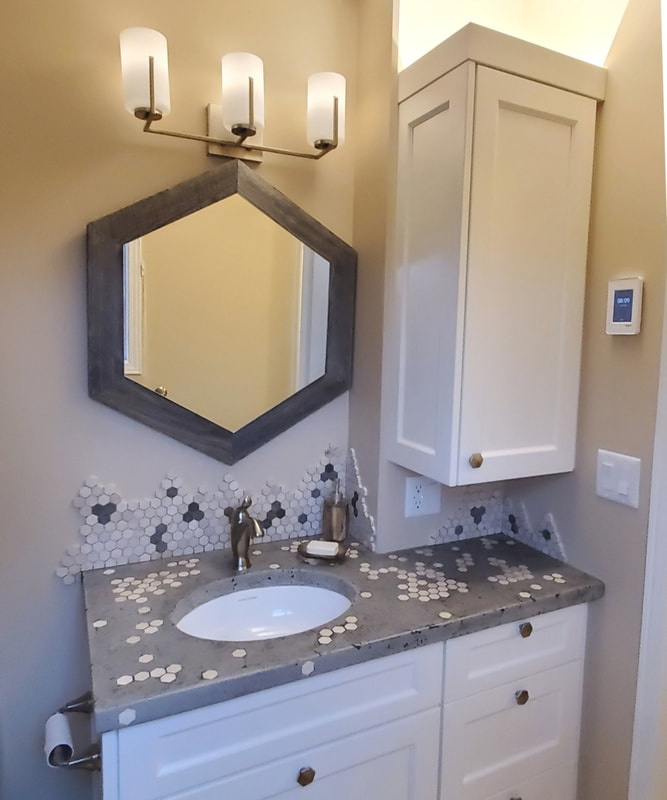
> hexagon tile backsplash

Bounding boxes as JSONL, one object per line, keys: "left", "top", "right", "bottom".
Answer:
{"left": 58, "top": 447, "right": 375, "bottom": 583}
{"left": 57, "top": 447, "right": 565, "bottom": 583}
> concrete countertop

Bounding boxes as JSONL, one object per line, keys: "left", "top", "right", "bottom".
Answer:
{"left": 83, "top": 534, "right": 604, "bottom": 733}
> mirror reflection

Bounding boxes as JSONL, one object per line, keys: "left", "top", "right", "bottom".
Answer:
{"left": 123, "top": 195, "right": 330, "bottom": 432}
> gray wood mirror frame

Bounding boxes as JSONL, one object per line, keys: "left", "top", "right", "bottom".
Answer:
{"left": 87, "top": 160, "right": 356, "bottom": 463}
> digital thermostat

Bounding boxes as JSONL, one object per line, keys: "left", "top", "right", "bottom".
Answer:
{"left": 606, "top": 277, "right": 643, "bottom": 335}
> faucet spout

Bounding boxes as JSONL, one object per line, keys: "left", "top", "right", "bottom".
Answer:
{"left": 230, "top": 495, "right": 264, "bottom": 572}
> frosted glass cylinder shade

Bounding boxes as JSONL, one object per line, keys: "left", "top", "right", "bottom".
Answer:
{"left": 307, "top": 72, "right": 346, "bottom": 148}
{"left": 120, "top": 28, "right": 171, "bottom": 117}
{"left": 221, "top": 53, "right": 265, "bottom": 136}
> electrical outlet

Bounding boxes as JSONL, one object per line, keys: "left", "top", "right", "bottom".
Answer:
{"left": 404, "top": 476, "right": 441, "bottom": 517}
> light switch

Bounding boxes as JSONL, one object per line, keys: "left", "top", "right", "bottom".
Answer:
{"left": 596, "top": 449, "right": 641, "bottom": 508}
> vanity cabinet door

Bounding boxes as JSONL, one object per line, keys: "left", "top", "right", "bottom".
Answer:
{"left": 456, "top": 67, "right": 596, "bottom": 486}
{"left": 157, "top": 708, "right": 440, "bottom": 800}
{"left": 483, "top": 761, "right": 578, "bottom": 800}
{"left": 384, "top": 48, "right": 597, "bottom": 486}
{"left": 441, "top": 661, "right": 583, "bottom": 800}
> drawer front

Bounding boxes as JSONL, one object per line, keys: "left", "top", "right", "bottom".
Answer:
{"left": 484, "top": 761, "right": 578, "bottom": 800}
{"left": 113, "top": 644, "right": 442, "bottom": 799}
{"left": 444, "top": 604, "right": 587, "bottom": 701}
{"left": 159, "top": 707, "right": 441, "bottom": 800}
{"left": 441, "top": 660, "right": 583, "bottom": 800}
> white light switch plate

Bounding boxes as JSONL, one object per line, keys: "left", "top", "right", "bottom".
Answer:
{"left": 596, "top": 449, "right": 641, "bottom": 508}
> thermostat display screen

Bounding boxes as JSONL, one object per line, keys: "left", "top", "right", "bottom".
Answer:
{"left": 613, "top": 289, "right": 634, "bottom": 323}
{"left": 606, "top": 277, "right": 643, "bottom": 335}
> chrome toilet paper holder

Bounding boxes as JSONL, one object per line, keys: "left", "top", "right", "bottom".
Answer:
{"left": 46, "top": 691, "right": 101, "bottom": 772}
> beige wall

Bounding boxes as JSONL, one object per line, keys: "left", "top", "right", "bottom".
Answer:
{"left": 136, "top": 197, "right": 302, "bottom": 431}
{"left": 348, "top": 0, "right": 398, "bottom": 520}
{"left": 507, "top": 0, "right": 667, "bottom": 798}
{"left": 0, "top": 2, "right": 360, "bottom": 798}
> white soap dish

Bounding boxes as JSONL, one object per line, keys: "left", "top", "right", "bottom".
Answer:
{"left": 297, "top": 539, "right": 347, "bottom": 564}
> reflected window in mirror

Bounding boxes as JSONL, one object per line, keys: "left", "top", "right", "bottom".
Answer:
{"left": 122, "top": 195, "right": 330, "bottom": 432}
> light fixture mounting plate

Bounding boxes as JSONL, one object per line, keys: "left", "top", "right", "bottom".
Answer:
{"left": 206, "top": 105, "right": 263, "bottom": 163}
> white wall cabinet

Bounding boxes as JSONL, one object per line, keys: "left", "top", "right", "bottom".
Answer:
{"left": 102, "top": 605, "right": 588, "bottom": 800}
{"left": 382, "top": 25, "right": 605, "bottom": 486}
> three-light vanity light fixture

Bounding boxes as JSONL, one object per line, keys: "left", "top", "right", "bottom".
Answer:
{"left": 119, "top": 27, "right": 346, "bottom": 161}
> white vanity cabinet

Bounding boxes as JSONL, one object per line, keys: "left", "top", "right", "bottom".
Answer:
{"left": 101, "top": 604, "right": 588, "bottom": 800}
{"left": 382, "top": 24, "right": 606, "bottom": 486}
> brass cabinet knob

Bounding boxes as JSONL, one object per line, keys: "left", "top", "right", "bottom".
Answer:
{"left": 515, "top": 689, "right": 530, "bottom": 706}
{"left": 297, "top": 767, "right": 316, "bottom": 786}
{"left": 519, "top": 622, "right": 533, "bottom": 638}
{"left": 154, "top": 386, "right": 168, "bottom": 397}
{"left": 469, "top": 452, "right": 483, "bottom": 469}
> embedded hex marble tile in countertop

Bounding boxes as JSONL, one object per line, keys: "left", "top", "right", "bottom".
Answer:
{"left": 83, "top": 534, "right": 604, "bottom": 734}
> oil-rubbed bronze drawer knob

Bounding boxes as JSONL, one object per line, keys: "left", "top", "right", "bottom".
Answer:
{"left": 519, "top": 622, "right": 533, "bottom": 638}
{"left": 469, "top": 453, "right": 483, "bottom": 469}
{"left": 515, "top": 689, "right": 529, "bottom": 706}
{"left": 297, "top": 767, "right": 316, "bottom": 786}
{"left": 510, "top": 796, "right": 523, "bottom": 800}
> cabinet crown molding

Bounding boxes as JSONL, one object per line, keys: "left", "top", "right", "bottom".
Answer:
{"left": 398, "top": 22, "right": 607, "bottom": 105}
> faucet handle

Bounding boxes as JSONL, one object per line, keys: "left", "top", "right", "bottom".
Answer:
{"left": 232, "top": 495, "right": 264, "bottom": 539}
{"left": 252, "top": 517, "right": 264, "bottom": 539}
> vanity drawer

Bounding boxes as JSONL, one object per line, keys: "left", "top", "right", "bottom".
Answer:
{"left": 440, "top": 660, "right": 584, "bottom": 800}
{"left": 156, "top": 707, "right": 440, "bottom": 800}
{"left": 483, "top": 761, "right": 577, "bottom": 800}
{"left": 444, "top": 604, "right": 587, "bottom": 702}
{"left": 111, "top": 644, "right": 442, "bottom": 800}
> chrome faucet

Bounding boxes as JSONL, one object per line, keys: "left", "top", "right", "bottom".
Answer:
{"left": 230, "top": 495, "right": 264, "bottom": 572}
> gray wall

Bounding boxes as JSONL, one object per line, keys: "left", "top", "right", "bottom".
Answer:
{"left": 507, "top": 0, "right": 667, "bottom": 797}
{"left": 0, "top": 1, "right": 360, "bottom": 797}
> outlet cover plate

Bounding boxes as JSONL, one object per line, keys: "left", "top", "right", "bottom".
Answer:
{"left": 404, "top": 476, "right": 441, "bottom": 517}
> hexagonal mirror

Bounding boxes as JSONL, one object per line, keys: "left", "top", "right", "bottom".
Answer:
{"left": 87, "top": 161, "right": 356, "bottom": 463}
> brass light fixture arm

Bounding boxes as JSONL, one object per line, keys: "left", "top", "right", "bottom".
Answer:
{"left": 137, "top": 57, "right": 338, "bottom": 160}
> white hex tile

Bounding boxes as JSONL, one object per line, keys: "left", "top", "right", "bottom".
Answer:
{"left": 150, "top": 667, "right": 166, "bottom": 678}
{"left": 118, "top": 708, "right": 136, "bottom": 726}
{"left": 201, "top": 669, "right": 218, "bottom": 680}
{"left": 116, "top": 675, "right": 133, "bottom": 686}
{"left": 138, "top": 654, "right": 154, "bottom": 664}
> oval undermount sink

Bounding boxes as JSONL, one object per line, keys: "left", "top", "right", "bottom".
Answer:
{"left": 176, "top": 584, "right": 352, "bottom": 642}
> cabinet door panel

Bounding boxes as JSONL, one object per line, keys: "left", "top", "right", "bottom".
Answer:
{"left": 458, "top": 66, "right": 596, "bottom": 484}
{"left": 484, "top": 761, "right": 578, "bottom": 800}
{"left": 383, "top": 62, "right": 473, "bottom": 484}
{"left": 160, "top": 708, "right": 441, "bottom": 800}
{"left": 444, "top": 605, "right": 587, "bottom": 702}
{"left": 441, "top": 661, "right": 583, "bottom": 800}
